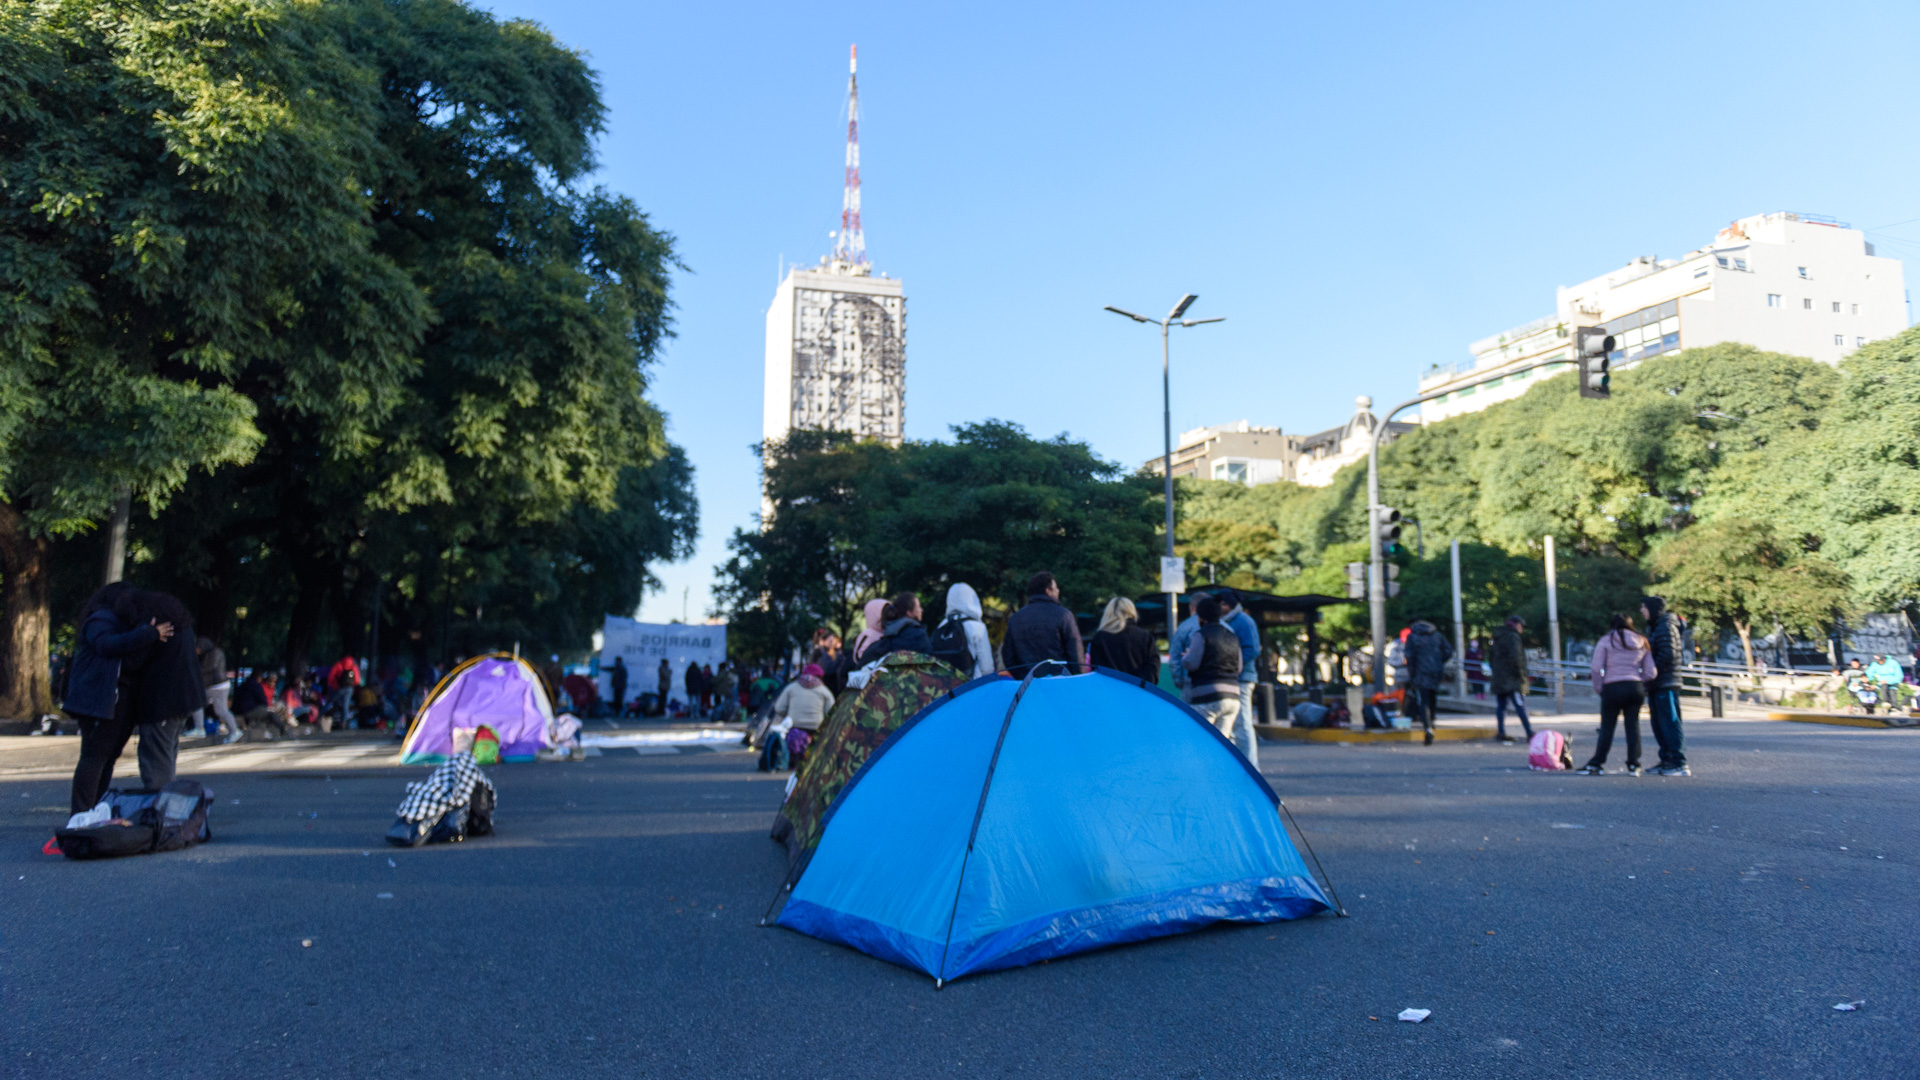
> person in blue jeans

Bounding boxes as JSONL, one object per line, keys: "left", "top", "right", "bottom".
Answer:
{"left": 1641, "top": 595, "right": 1688, "bottom": 776}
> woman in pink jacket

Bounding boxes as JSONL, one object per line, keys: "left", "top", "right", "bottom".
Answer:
{"left": 1578, "top": 614, "right": 1658, "bottom": 776}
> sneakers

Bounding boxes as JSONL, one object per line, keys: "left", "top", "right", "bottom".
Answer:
{"left": 1423, "top": 730, "right": 1435, "bottom": 746}
{"left": 1625, "top": 764, "right": 1642, "bottom": 776}
{"left": 1650, "top": 765, "right": 1691, "bottom": 777}
{"left": 1576, "top": 763, "right": 1604, "bottom": 775}
{"left": 1495, "top": 734, "right": 1517, "bottom": 744}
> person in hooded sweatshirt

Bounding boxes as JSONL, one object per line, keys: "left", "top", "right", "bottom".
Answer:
{"left": 934, "top": 583, "right": 996, "bottom": 678}
{"left": 1403, "top": 618, "right": 1454, "bottom": 746}
{"left": 857, "top": 592, "right": 933, "bottom": 665}
{"left": 845, "top": 599, "right": 888, "bottom": 668}
{"left": 63, "top": 583, "right": 168, "bottom": 815}
{"left": 129, "top": 590, "right": 204, "bottom": 788}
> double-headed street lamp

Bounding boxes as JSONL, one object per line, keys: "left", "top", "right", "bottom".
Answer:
{"left": 1104, "top": 295, "right": 1225, "bottom": 644}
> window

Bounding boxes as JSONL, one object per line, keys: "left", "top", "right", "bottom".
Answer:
{"left": 1852, "top": 303, "right": 1859, "bottom": 314}
{"left": 1832, "top": 301, "right": 1842, "bottom": 313}
{"left": 1835, "top": 334, "right": 1845, "bottom": 346}
{"left": 1798, "top": 267, "right": 1808, "bottom": 278}
{"left": 1803, "top": 298, "right": 1813, "bottom": 309}
{"left": 1213, "top": 461, "right": 1249, "bottom": 485}
{"left": 1857, "top": 336, "right": 1866, "bottom": 347}
{"left": 1716, "top": 256, "right": 1729, "bottom": 268}
{"left": 1694, "top": 269, "right": 1708, "bottom": 279}
{"left": 1767, "top": 294, "right": 1782, "bottom": 307}
{"left": 1734, "top": 258, "right": 1748, "bottom": 271}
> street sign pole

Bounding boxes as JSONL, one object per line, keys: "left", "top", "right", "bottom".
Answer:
{"left": 1545, "top": 533, "right": 1562, "bottom": 711}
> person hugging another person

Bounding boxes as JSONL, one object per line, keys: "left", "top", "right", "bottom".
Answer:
{"left": 1579, "top": 613, "right": 1656, "bottom": 776}
{"left": 62, "top": 584, "right": 169, "bottom": 819}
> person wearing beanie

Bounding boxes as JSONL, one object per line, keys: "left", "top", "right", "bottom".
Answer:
{"left": 771, "top": 663, "right": 836, "bottom": 734}
{"left": 1640, "top": 595, "right": 1689, "bottom": 775}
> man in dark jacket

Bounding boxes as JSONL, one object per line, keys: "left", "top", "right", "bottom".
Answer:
{"left": 858, "top": 592, "right": 933, "bottom": 665}
{"left": 133, "top": 591, "right": 203, "bottom": 787}
{"left": 1487, "top": 615, "right": 1533, "bottom": 743}
{"left": 608, "top": 656, "right": 629, "bottom": 717}
{"left": 64, "top": 583, "right": 163, "bottom": 813}
{"left": 1641, "top": 595, "right": 1689, "bottom": 775}
{"left": 1001, "top": 572, "right": 1085, "bottom": 675}
{"left": 1403, "top": 619, "right": 1454, "bottom": 745}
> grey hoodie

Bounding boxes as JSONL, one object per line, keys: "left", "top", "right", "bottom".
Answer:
{"left": 943, "top": 583, "right": 997, "bottom": 678}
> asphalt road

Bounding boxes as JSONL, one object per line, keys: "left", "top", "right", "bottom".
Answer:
{"left": 2, "top": 719, "right": 1913, "bottom": 1079}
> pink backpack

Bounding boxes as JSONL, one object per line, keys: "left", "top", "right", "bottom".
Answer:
{"left": 1528, "top": 730, "right": 1572, "bottom": 771}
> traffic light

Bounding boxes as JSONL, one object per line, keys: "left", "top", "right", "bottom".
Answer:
{"left": 1382, "top": 562, "right": 1401, "bottom": 598}
{"left": 1574, "top": 326, "right": 1614, "bottom": 400}
{"left": 1376, "top": 506, "right": 1403, "bottom": 555}
{"left": 1345, "top": 562, "right": 1366, "bottom": 599}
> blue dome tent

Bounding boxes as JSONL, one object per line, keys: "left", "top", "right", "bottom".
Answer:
{"left": 769, "top": 665, "right": 1337, "bottom": 983}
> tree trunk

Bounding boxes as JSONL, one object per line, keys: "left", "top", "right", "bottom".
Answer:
{"left": 0, "top": 501, "right": 53, "bottom": 719}
{"left": 1735, "top": 620, "right": 1755, "bottom": 672}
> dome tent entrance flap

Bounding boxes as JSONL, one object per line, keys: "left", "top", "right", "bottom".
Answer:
{"left": 772, "top": 666, "right": 1333, "bottom": 982}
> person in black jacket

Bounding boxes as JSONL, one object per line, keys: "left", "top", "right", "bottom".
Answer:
{"left": 608, "top": 656, "right": 628, "bottom": 718}
{"left": 1001, "top": 572, "right": 1085, "bottom": 675}
{"left": 1403, "top": 619, "right": 1454, "bottom": 746}
{"left": 1089, "top": 597, "right": 1159, "bottom": 683}
{"left": 63, "top": 583, "right": 168, "bottom": 814}
{"left": 128, "top": 591, "right": 202, "bottom": 788}
{"left": 857, "top": 592, "right": 933, "bottom": 665}
{"left": 1641, "top": 595, "right": 1689, "bottom": 775}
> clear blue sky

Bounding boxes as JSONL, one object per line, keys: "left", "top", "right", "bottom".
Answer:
{"left": 478, "top": 0, "right": 1920, "bottom": 624}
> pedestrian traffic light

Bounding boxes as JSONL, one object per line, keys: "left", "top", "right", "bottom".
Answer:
{"left": 1345, "top": 562, "right": 1366, "bottom": 599}
{"left": 1383, "top": 562, "right": 1401, "bottom": 598}
{"left": 1376, "top": 506, "right": 1402, "bottom": 555}
{"left": 1574, "top": 326, "right": 1614, "bottom": 400}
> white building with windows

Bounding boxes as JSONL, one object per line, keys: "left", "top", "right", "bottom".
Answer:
{"left": 763, "top": 264, "right": 907, "bottom": 447}
{"left": 1144, "top": 420, "right": 1298, "bottom": 485}
{"left": 1293, "top": 397, "right": 1418, "bottom": 488}
{"left": 1420, "top": 212, "right": 1909, "bottom": 421}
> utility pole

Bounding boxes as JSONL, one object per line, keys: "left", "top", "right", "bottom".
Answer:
{"left": 1450, "top": 539, "right": 1466, "bottom": 700}
{"left": 1545, "top": 534, "right": 1562, "bottom": 711}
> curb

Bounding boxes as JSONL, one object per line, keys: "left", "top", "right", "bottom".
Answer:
{"left": 1764, "top": 711, "right": 1919, "bottom": 729}
{"left": 1256, "top": 724, "right": 1496, "bottom": 743}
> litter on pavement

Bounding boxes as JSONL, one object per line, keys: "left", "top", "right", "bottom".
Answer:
{"left": 1398, "top": 1009, "right": 1431, "bottom": 1023}
{"left": 1833, "top": 1001, "right": 1863, "bottom": 1011}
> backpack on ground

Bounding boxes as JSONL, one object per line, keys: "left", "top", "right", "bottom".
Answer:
{"left": 757, "top": 729, "right": 790, "bottom": 772}
{"left": 1528, "top": 730, "right": 1573, "bottom": 771}
{"left": 56, "top": 781, "right": 214, "bottom": 859}
{"left": 927, "top": 614, "right": 975, "bottom": 674}
{"left": 386, "top": 753, "right": 495, "bottom": 847}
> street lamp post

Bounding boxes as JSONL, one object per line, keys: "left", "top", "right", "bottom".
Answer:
{"left": 1104, "top": 296, "right": 1225, "bottom": 646}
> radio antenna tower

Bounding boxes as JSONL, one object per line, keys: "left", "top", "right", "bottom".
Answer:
{"left": 832, "top": 44, "right": 867, "bottom": 270}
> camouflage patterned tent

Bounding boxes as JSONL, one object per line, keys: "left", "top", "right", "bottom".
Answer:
{"left": 772, "top": 652, "right": 967, "bottom": 863}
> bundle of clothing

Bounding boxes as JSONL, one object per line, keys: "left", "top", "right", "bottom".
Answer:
{"left": 386, "top": 752, "right": 495, "bottom": 846}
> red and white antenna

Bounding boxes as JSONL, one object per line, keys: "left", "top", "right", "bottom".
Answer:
{"left": 833, "top": 44, "right": 867, "bottom": 268}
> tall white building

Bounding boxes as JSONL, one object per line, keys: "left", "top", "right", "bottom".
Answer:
{"left": 1420, "top": 212, "right": 1909, "bottom": 422}
{"left": 762, "top": 45, "right": 908, "bottom": 449}
{"left": 763, "top": 266, "right": 906, "bottom": 447}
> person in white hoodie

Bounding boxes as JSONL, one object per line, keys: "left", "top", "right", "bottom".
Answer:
{"left": 932, "top": 583, "right": 996, "bottom": 679}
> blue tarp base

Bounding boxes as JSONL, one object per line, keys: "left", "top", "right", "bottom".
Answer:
{"left": 776, "top": 672, "right": 1331, "bottom": 981}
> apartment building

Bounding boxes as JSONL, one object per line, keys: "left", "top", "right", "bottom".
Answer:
{"left": 1420, "top": 212, "right": 1909, "bottom": 422}
{"left": 1144, "top": 421, "right": 1298, "bottom": 485}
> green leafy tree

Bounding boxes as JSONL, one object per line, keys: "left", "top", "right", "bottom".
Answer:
{"left": 716, "top": 422, "right": 1158, "bottom": 661}
{"left": 1647, "top": 517, "right": 1850, "bottom": 669}
{"left": 0, "top": 0, "right": 426, "bottom": 715}
{"left": 120, "top": 0, "right": 689, "bottom": 674}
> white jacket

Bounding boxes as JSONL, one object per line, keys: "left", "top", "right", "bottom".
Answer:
{"left": 944, "top": 583, "right": 996, "bottom": 679}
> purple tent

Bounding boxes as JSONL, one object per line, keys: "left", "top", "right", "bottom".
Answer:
{"left": 401, "top": 654, "right": 558, "bottom": 764}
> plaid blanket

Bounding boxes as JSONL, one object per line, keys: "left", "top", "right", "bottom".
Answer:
{"left": 396, "top": 752, "right": 495, "bottom": 824}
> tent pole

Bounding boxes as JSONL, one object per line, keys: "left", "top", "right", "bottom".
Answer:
{"left": 933, "top": 660, "right": 1063, "bottom": 984}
